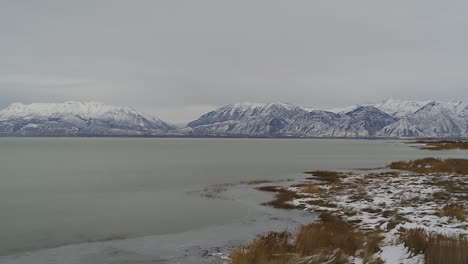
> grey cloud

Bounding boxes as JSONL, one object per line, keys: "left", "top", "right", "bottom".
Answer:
{"left": 1, "top": 0, "right": 467, "bottom": 123}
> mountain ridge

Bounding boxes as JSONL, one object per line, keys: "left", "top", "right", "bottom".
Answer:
{"left": 185, "top": 99, "right": 468, "bottom": 138}
{"left": 0, "top": 99, "right": 467, "bottom": 138}
{"left": 0, "top": 101, "right": 175, "bottom": 136}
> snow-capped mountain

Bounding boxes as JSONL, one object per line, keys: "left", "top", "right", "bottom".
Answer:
{"left": 0, "top": 99, "right": 466, "bottom": 138}
{"left": 372, "top": 98, "right": 432, "bottom": 118}
{"left": 326, "top": 99, "right": 431, "bottom": 118}
{"left": 0, "top": 101, "right": 175, "bottom": 136}
{"left": 379, "top": 101, "right": 468, "bottom": 138}
{"left": 186, "top": 103, "right": 398, "bottom": 138}
{"left": 282, "top": 110, "right": 341, "bottom": 137}
{"left": 283, "top": 106, "right": 396, "bottom": 137}
{"left": 326, "top": 104, "right": 363, "bottom": 115}
{"left": 187, "top": 100, "right": 467, "bottom": 138}
{"left": 186, "top": 102, "right": 308, "bottom": 136}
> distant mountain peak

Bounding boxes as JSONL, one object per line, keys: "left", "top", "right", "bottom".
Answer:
{"left": 186, "top": 101, "right": 307, "bottom": 129}
{"left": 0, "top": 101, "right": 175, "bottom": 136}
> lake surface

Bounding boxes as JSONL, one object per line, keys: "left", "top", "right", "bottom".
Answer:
{"left": 0, "top": 138, "right": 465, "bottom": 257}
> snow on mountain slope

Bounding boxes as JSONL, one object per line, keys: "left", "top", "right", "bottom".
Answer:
{"left": 339, "top": 106, "right": 398, "bottom": 136}
{"left": 187, "top": 102, "right": 307, "bottom": 128}
{"left": 1, "top": 99, "right": 466, "bottom": 138}
{"left": 0, "top": 101, "right": 175, "bottom": 136}
{"left": 379, "top": 101, "right": 467, "bottom": 138}
{"left": 281, "top": 110, "right": 341, "bottom": 137}
{"left": 325, "top": 99, "right": 430, "bottom": 118}
{"left": 372, "top": 98, "right": 431, "bottom": 118}
{"left": 283, "top": 106, "right": 396, "bottom": 137}
{"left": 326, "top": 104, "right": 364, "bottom": 114}
{"left": 186, "top": 102, "right": 308, "bottom": 136}
{"left": 187, "top": 100, "right": 468, "bottom": 138}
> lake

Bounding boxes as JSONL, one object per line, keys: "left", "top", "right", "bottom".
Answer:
{"left": 0, "top": 138, "right": 464, "bottom": 257}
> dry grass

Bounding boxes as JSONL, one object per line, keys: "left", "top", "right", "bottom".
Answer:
{"left": 241, "top": 179, "right": 294, "bottom": 185}
{"left": 399, "top": 228, "right": 468, "bottom": 264}
{"left": 362, "top": 233, "right": 384, "bottom": 264}
{"left": 388, "top": 158, "right": 468, "bottom": 174}
{"left": 367, "top": 171, "right": 401, "bottom": 177}
{"left": 230, "top": 214, "right": 369, "bottom": 264}
{"left": 410, "top": 140, "right": 468, "bottom": 150}
{"left": 256, "top": 186, "right": 306, "bottom": 209}
{"left": 438, "top": 204, "right": 466, "bottom": 221}
{"left": 305, "top": 199, "right": 337, "bottom": 209}
{"left": 297, "top": 183, "right": 323, "bottom": 194}
{"left": 230, "top": 231, "right": 293, "bottom": 264}
{"left": 430, "top": 178, "right": 467, "bottom": 197}
{"left": 294, "top": 216, "right": 364, "bottom": 256}
{"left": 432, "top": 191, "right": 450, "bottom": 200}
{"left": 245, "top": 161, "right": 468, "bottom": 263}
{"left": 256, "top": 185, "right": 283, "bottom": 193}
{"left": 362, "top": 207, "right": 382, "bottom": 214}
{"left": 348, "top": 189, "right": 373, "bottom": 203}
{"left": 241, "top": 180, "right": 276, "bottom": 185}
{"left": 304, "top": 170, "right": 347, "bottom": 184}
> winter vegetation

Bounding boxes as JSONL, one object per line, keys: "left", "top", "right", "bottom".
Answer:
{"left": 229, "top": 158, "right": 468, "bottom": 264}
{"left": 408, "top": 140, "right": 468, "bottom": 151}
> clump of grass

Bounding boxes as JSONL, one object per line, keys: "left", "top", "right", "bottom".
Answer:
{"left": 409, "top": 140, "right": 468, "bottom": 150}
{"left": 241, "top": 180, "right": 275, "bottom": 185}
{"left": 256, "top": 186, "right": 305, "bottom": 209}
{"left": 362, "top": 232, "right": 384, "bottom": 264}
{"left": 294, "top": 215, "right": 364, "bottom": 256}
{"left": 399, "top": 228, "right": 468, "bottom": 264}
{"left": 229, "top": 231, "right": 293, "bottom": 264}
{"left": 230, "top": 214, "right": 368, "bottom": 264}
{"left": 362, "top": 207, "right": 382, "bottom": 214}
{"left": 430, "top": 178, "right": 467, "bottom": 195}
{"left": 305, "top": 199, "right": 337, "bottom": 209}
{"left": 304, "top": 170, "right": 347, "bottom": 184}
{"left": 348, "top": 189, "right": 373, "bottom": 203}
{"left": 388, "top": 158, "right": 468, "bottom": 174}
{"left": 297, "top": 183, "right": 323, "bottom": 194}
{"left": 256, "top": 185, "right": 282, "bottom": 193}
{"left": 438, "top": 204, "right": 466, "bottom": 221}
{"left": 386, "top": 214, "right": 410, "bottom": 231}
{"left": 432, "top": 191, "right": 451, "bottom": 200}
{"left": 241, "top": 179, "right": 294, "bottom": 185}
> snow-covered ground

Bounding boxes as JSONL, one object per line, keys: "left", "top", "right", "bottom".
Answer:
{"left": 288, "top": 170, "right": 467, "bottom": 263}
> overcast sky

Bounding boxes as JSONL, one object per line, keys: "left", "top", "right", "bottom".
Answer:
{"left": 1, "top": 1, "right": 468, "bottom": 123}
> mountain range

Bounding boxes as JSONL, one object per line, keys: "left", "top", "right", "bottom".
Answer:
{"left": 0, "top": 101, "right": 175, "bottom": 136}
{"left": 0, "top": 99, "right": 467, "bottom": 138}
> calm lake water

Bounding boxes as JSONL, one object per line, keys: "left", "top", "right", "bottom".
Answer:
{"left": 0, "top": 138, "right": 465, "bottom": 256}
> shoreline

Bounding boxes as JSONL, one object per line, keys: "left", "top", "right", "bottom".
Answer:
{"left": 1, "top": 135, "right": 468, "bottom": 140}
{"left": 0, "top": 181, "right": 316, "bottom": 264}
{"left": 231, "top": 158, "right": 467, "bottom": 263}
